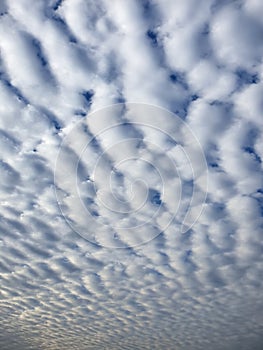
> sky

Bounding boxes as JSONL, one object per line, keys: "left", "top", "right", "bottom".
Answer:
{"left": 0, "top": 0, "right": 263, "bottom": 349}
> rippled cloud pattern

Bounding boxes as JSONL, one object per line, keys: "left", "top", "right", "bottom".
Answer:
{"left": 0, "top": 1, "right": 263, "bottom": 349}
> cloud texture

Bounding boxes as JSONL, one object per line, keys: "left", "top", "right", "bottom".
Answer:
{"left": 0, "top": 0, "right": 263, "bottom": 349}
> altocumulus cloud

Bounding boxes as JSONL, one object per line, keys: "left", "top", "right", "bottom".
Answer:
{"left": 0, "top": 0, "right": 263, "bottom": 349}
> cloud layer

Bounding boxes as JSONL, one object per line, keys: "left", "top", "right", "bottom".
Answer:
{"left": 0, "top": 0, "right": 263, "bottom": 349}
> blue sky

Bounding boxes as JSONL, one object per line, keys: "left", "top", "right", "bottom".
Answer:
{"left": 0, "top": 0, "right": 263, "bottom": 349}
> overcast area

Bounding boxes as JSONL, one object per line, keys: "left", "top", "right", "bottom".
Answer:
{"left": 0, "top": 0, "right": 263, "bottom": 349}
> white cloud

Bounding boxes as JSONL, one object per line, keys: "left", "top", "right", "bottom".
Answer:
{"left": 0, "top": 0, "right": 263, "bottom": 349}
{"left": 210, "top": 2, "right": 263, "bottom": 70}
